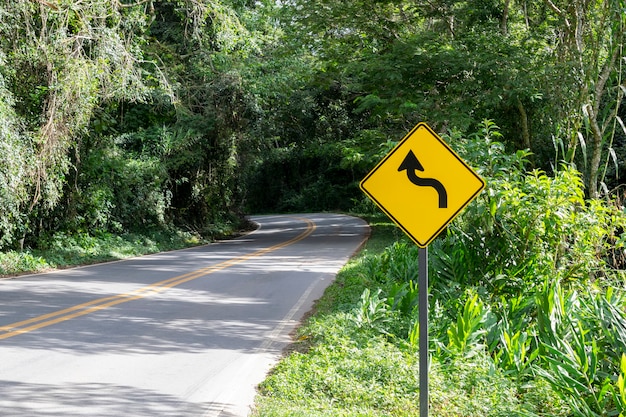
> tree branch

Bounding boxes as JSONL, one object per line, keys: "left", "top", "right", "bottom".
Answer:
{"left": 544, "top": 0, "right": 571, "bottom": 28}
{"left": 544, "top": 0, "right": 563, "bottom": 15}
{"left": 593, "top": 45, "right": 620, "bottom": 121}
{"left": 32, "top": 0, "right": 59, "bottom": 11}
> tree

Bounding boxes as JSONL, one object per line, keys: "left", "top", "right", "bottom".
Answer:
{"left": 271, "top": 0, "right": 626, "bottom": 200}
{"left": 542, "top": 0, "right": 626, "bottom": 197}
{"left": 0, "top": 1, "right": 153, "bottom": 245}
{"left": 0, "top": 0, "right": 263, "bottom": 247}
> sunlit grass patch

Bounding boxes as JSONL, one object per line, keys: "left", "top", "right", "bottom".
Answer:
{"left": 0, "top": 228, "right": 209, "bottom": 277}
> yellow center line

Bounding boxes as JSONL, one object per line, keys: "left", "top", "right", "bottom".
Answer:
{"left": 0, "top": 217, "right": 316, "bottom": 340}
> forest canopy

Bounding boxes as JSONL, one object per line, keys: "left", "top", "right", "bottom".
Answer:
{"left": 0, "top": 0, "right": 625, "bottom": 250}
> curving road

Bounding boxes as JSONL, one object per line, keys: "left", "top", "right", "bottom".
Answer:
{"left": 0, "top": 214, "right": 369, "bottom": 417}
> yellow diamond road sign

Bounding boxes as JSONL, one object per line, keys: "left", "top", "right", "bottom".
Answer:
{"left": 360, "top": 122, "right": 486, "bottom": 248}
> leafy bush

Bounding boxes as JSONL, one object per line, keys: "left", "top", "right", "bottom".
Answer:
{"left": 433, "top": 121, "right": 626, "bottom": 415}
{"left": 533, "top": 282, "right": 626, "bottom": 416}
{"left": 351, "top": 288, "right": 392, "bottom": 333}
{"left": 0, "top": 251, "right": 50, "bottom": 276}
{"left": 438, "top": 120, "right": 626, "bottom": 294}
{"left": 65, "top": 146, "right": 171, "bottom": 234}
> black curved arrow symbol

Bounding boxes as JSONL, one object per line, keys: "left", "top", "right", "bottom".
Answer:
{"left": 398, "top": 150, "right": 448, "bottom": 208}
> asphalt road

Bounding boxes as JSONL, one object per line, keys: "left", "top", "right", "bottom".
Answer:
{"left": 0, "top": 213, "right": 369, "bottom": 417}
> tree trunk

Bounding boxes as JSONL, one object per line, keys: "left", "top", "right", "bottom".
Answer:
{"left": 516, "top": 97, "right": 531, "bottom": 150}
{"left": 501, "top": 0, "right": 511, "bottom": 35}
{"left": 586, "top": 46, "right": 620, "bottom": 198}
{"left": 587, "top": 108, "right": 603, "bottom": 199}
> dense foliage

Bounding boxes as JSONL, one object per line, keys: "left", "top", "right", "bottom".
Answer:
{"left": 1, "top": 0, "right": 625, "bottom": 249}
{"left": 249, "top": 0, "right": 626, "bottom": 208}
{"left": 2, "top": 1, "right": 626, "bottom": 413}
{"left": 0, "top": 0, "right": 261, "bottom": 250}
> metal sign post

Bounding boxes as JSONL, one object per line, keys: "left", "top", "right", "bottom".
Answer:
{"left": 419, "top": 247, "right": 429, "bottom": 417}
{"left": 360, "top": 122, "right": 485, "bottom": 417}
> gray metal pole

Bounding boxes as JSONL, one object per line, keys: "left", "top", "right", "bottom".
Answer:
{"left": 419, "top": 246, "right": 429, "bottom": 417}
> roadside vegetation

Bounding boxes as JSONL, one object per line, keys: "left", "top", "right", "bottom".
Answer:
{"left": 1, "top": 1, "right": 625, "bottom": 257}
{"left": 2, "top": 1, "right": 626, "bottom": 413}
{"left": 0, "top": 220, "right": 250, "bottom": 277}
{"left": 253, "top": 122, "right": 626, "bottom": 417}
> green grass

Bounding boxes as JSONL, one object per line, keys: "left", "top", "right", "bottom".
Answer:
{"left": 0, "top": 221, "right": 251, "bottom": 277}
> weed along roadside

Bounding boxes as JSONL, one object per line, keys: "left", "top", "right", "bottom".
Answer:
{"left": 252, "top": 121, "right": 626, "bottom": 417}
{"left": 0, "top": 220, "right": 253, "bottom": 278}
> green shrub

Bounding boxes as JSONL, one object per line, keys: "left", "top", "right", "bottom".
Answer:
{"left": 0, "top": 251, "right": 50, "bottom": 275}
{"left": 433, "top": 120, "right": 626, "bottom": 415}
{"left": 438, "top": 120, "right": 626, "bottom": 295}
{"left": 65, "top": 146, "right": 171, "bottom": 234}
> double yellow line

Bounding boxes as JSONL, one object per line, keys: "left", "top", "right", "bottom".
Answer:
{"left": 0, "top": 217, "right": 316, "bottom": 341}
